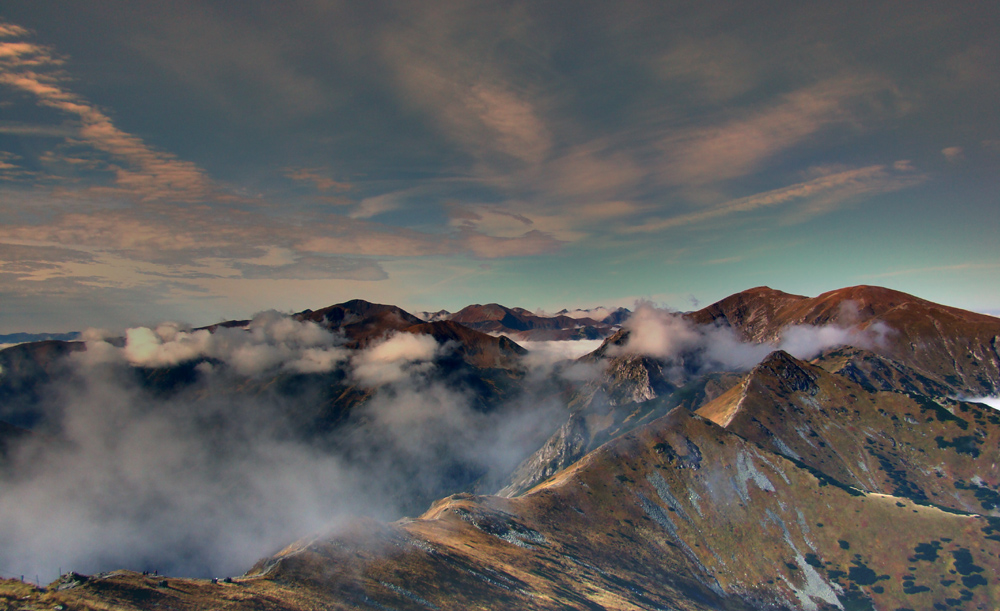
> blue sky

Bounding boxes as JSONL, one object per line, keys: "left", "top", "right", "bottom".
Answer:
{"left": 0, "top": 1, "right": 997, "bottom": 332}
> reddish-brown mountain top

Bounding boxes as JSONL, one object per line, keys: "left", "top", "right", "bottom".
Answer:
{"left": 688, "top": 285, "right": 1000, "bottom": 394}
{"left": 296, "top": 299, "right": 423, "bottom": 347}
{"left": 689, "top": 285, "right": 998, "bottom": 339}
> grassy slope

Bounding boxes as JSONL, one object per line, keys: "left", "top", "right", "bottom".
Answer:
{"left": 15, "top": 403, "right": 999, "bottom": 610}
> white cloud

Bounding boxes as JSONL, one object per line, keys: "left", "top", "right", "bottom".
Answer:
{"left": 613, "top": 302, "right": 893, "bottom": 371}
{"left": 618, "top": 304, "right": 702, "bottom": 359}
{"left": 0, "top": 307, "right": 566, "bottom": 582}
{"left": 351, "top": 332, "right": 444, "bottom": 386}
{"left": 518, "top": 339, "right": 606, "bottom": 370}
{"left": 961, "top": 396, "right": 1000, "bottom": 411}
{"left": 102, "top": 311, "right": 345, "bottom": 376}
{"left": 629, "top": 163, "right": 926, "bottom": 232}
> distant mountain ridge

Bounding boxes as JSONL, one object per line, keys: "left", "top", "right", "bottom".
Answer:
{"left": 0, "top": 331, "right": 80, "bottom": 344}
{"left": 449, "top": 303, "right": 625, "bottom": 340}
{"left": 411, "top": 304, "right": 630, "bottom": 340}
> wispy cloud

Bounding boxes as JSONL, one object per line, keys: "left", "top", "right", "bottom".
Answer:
{"left": 0, "top": 121, "right": 78, "bottom": 138}
{"left": 0, "top": 22, "right": 30, "bottom": 38}
{"left": 0, "top": 25, "right": 215, "bottom": 202}
{"left": 628, "top": 163, "right": 925, "bottom": 232}
{"left": 655, "top": 76, "right": 902, "bottom": 186}
{"left": 656, "top": 35, "right": 759, "bottom": 103}
{"left": 349, "top": 192, "right": 405, "bottom": 220}
{"left": 378, "top": 4, "right": 552, "bottom": 166}
{"left": 941, "top": 146, "right": 964, "bottom": 162}
{"left": 299, "top": 216, "right": 561, "bottom": 259}
{"left": 862, "top": 262, "right": 1000, "bottom": 279}
{"left": 703, "top": 256, "right": 744, "bottom": 265}
{"left": 0, "top": 17, "right": 570, "bottom": 308}
{"left": 0, "top": 3, "right": 995, "bottom": 327}
{"left": 284, "top": 168, "right": 352, "bottom": 192}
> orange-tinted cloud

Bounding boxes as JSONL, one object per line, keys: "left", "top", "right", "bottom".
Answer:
{"left": 629, "top": 163, "right": 925, "bottom": 232}
{"left": 0, "top": 28, "right": 214, "bottom": 202}
{"left": 656, "top": 76, "right": 902, "bottom": 186}
{"left": 284, "top": 168, "right": 352, "bottom": 192}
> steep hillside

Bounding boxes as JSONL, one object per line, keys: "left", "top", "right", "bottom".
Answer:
{"left": 25, "top": 406, "right": 1000, "bottom": 610}
{"left": 812, "top": 346, "right": 954, "bottom": 398}
{"left": 697, "top": 350, "right": 1000, "bottom": 515}
{"left": 499, "top": 359, "right": 740, "bottom": 497}
{"left": 501, "top": 285, "right": 1000, "bottom": 508}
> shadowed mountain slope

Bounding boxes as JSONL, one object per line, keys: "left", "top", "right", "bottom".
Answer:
{"left": 0, "top": 301, "right": 536, "bottom": 524}
{"left": 402, "top": 320, "right": 527, "bottom": 370}
{"left": 812, "top": 345, "right": 955, "bottom": 397}
{"left": 501, "top": 285, "right": 1000, "bottom": 502}
{"left": 0, "top": 340, "right": 84, "bottom": 429}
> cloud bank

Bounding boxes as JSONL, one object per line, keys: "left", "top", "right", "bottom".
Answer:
{"left": 0, "top": 316, "right": 566, "bottom": 582}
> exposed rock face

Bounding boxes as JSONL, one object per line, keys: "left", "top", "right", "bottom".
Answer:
{"left": 503, "top": 285, "right": 1000, "bottom": 519}
{"left": 500, "top": 360, "right": 742, "bottom": 497}
{"left": 497, "top": 412, "right": 589, "bottom": 497}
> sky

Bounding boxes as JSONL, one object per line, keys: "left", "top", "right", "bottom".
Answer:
{"left": 0, "top": 1, "right": 997, "bottom": 332}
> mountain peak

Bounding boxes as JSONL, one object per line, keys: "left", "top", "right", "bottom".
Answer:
{"left": 296, "top": 299, "right": 422, "bottom": 346}
{"left": 751, "top": 349, "right": 819, "bottom": 394}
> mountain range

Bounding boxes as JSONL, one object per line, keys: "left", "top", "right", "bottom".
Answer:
{"left": 1, "top": 285, "right": 999, "bottom": 610}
